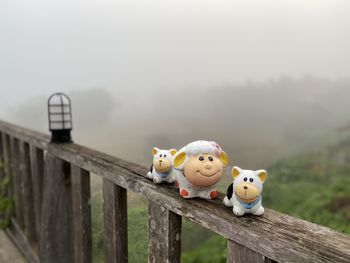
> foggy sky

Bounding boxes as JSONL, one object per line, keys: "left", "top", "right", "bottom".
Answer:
{"left": 1, "top": 0, "right": 350, "bottom": 114}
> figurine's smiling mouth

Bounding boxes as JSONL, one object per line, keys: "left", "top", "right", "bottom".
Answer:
{"left": 197, "top": 170, "right": 220, "bottom": 177}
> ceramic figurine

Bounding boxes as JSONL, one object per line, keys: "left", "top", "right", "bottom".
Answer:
{"left": 147, "top": 147, "right": 177, "bottom": 184}
{"left": 223, "top": 166, "right": 267, "bottom": 216}
{"left": 173, "top": 140, "right": 228, "bottom": 199}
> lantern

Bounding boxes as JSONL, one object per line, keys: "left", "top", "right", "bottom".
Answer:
{"left": 48, "top": 93, "right": 73, "bottom": 143}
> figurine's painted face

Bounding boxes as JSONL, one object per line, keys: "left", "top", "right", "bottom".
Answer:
{"left": 232, "top": 167, "right": 267, "bottom": 203}
{"left": 152, "top": 148, "right": 177, "bottom": 173}
{"left": 183, "top": 153, "right": 224, "bottom": 187}
{"left": 174, "top": 141, "right": 228, "bottom": 188}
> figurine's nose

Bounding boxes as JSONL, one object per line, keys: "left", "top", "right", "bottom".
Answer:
{"left": 204, "top": 164, "right": 212, "bottom": 170}
{"left": 159, "top": 159, "right": 163, "bottom": 163}
{"left": 244, "top": 186, "right": 248, "bottom": 190}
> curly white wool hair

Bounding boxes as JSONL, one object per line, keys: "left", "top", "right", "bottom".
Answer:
{"left": 174, "top": 140, "right": 223, "bottom": 171}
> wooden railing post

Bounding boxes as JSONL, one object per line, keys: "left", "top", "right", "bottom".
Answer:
{"left": 103, "top": 179, "right": 128, "bottom": 263}
{"left": 148, "top": 200, "right": 182, "bottom": 263}
{"left": 10, "top": 137, "right": 24, "bottom": 229}
{"left": 19, "top": 141, "right": 37, "bottom": 248}
{"left": 1, "top": 134, "right": 13, "bottom": 217}
{"left": 39, "top": 152, "right": 73, "bottom": 263}
{"left": 1, "top": 134, "right": 10, "bottom": 180}
{"left": 30, "top": 145, "right": 44, "bottom": 246}
{"left": 71, "top": 164, "right": 92, "bottom": 263}
{"left": 227, "top": 240, "right": 276, "bottom": 263}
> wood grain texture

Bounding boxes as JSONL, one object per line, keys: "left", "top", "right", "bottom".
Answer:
{"left": 19, "top": 141, "right": 37, "bottom": 249}
{"left": 0, "top": 120, "right": 49, "bottom": 150}
{"left": 227, "top": 240, "right": 265, "bottom": 263}
{"left": 1, "top": 133, "right": 10, "bottom": 179}
{"left": 30, "top": 145, "right": 44, "bottom": 245}
{"left": 47, "top": 142, "right": 350, "bottom": 263}
{"left": 10, "top": 137, "right": 24, "bottom": 229}
{"left": 103, "top": 179, "right": 128, "bottom": 263}
{"left": 148, "top": 200, "right": 181, "bottom": 263}
{"left": 2, "top": 134, "right": 14, "bottom": 212}
{"left": 71, "top": 164, "right": 92, "bottom": 263}
{"left": 1, "top": 121, "right": 350, "bottom": 263}
{"left": 39, "top": 153, "right": 73, "bottom": 263}
{"left": 5, "top": 219, "right": 39, "bottom": 263}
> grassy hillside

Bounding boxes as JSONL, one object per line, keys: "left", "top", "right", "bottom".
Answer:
{"left": 264, "top": 137, "right": 350, "bottom": 233}
{"left": 91, "top": 137, "right": 350, "bottom": 262}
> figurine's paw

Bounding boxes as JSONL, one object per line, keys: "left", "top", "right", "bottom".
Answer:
{"left": 209, "top": 191, "right": 218, "bottom": 199}
{"left": 180, "top": 189, "right": 191, "bottom": 198}
{"left": 153, "top": 177, "right": 161, "bottom": 184}
{"left": 147, "top": 172, "right": 153, "bottom": 179}
{"left": 253, "top": 206, "right": 264, "bottom": 216}
{"left": 223, "top": 196, "right": 233, "bottom": 207}
{"left": 167, "top": 176, "right": 176, "bottom": 184}
{"left": 233, "top": 207, "right": 245, "bottom": 216}
{"left": 197, "top": 190, "right": 216, "bottom": 200}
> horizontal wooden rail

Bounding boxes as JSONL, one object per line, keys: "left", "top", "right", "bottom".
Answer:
{"left": 1, "top": 120, "right": 350, "bottom": 263}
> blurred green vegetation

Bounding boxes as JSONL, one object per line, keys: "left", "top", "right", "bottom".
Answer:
{"left": 0, "top": 161, "right": 13, "bottom": 229}
{"left": 91, "top": 194, "right": 222, "bottom": 263}
{"left": 264, "top": 138, "right": 350, "bottom": 233}
{"left": 91, "top": 138, "right": 350, "bottom": 262}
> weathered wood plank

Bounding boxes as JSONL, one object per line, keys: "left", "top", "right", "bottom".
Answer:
{"left": 47, "top": 143, "right": 350, "bottom": 263}
{"left": 1, "top": 134, "right": 11, "bottom": 179}
{"left": 0, "top": 120, "right": 49, "bottom": 150}
{"left": 39, "top": 153, "right": 73, "bottom": 263}
{"left": 103, "top": 179, "right": 128, "bottom": 263}
{"left": 10, "top": 137, "right": 24, "bottom": 229}
{"left": 71, "top": 164, "right": 92, "bottom": 263}
{"left": 148, "top": 200, "right": 181, "bottom": 263}
{"left": 19, "top": 141, "right": 37, "bottom": 249}
{"left": 30, "top": 145, "right": 44, "bottom": 245}
{"left": 227, "top": 240, "right": 265, "bottom": 263}
{"left": 2, "top": 134, "right": 14, "bottom": 212}
{"left": 1, "top": 121, "right": 350, "bottom": 263}
{"left": 168, "top": 210, "right": 182, "bottom": 262}
{"left": 5, "top": 218, "right": 39, "bottom": 263}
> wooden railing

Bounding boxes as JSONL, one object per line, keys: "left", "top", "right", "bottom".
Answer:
{"left": 0, "top": 120, "right": 350, "bottom": 263}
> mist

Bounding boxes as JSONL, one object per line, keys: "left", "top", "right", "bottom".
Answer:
{"left": 1, "top": 0, "right": 350, "bottom": 168}
{"left": 5, "top": 77, "right": 350, "bottom": 170}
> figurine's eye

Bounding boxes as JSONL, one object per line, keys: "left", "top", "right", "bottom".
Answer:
{"left": 208, "top": 156, "right": 214, "bottom": 161}
{"left": 199, "top": 156, "right": 205, "bottom": 161}
{"left": 249, "top": 178, "right": 254, "bottom": 183}
{"left": 243, "top": 177, "right": 248, "bottom": 181}
{"left": 164, "top": 154, "right": 167, "bottom": 157}
{"left": 160, "top": 154, "right": 162, "bottom": 157}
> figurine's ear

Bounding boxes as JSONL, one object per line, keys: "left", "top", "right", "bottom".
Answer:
{"left": 219, "top": 151, "right": 229, "bottom": 167}
{"left": 152, "top": 147, "right": 159, "bottom": 156}
{"left": 255, "top": 170, "right": 267, "bottom": 183}
{"left": 231, "top": 166, "right": 242, "bottom": 178}
{"left": 174, "top": 152, "right": 187, "bottom": 168}
{"left": 169, "top": 149, "right": 177, "bottom": 156}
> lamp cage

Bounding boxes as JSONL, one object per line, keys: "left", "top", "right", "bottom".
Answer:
{"left": 48, "top": 92, "right": 73, "bottom": 143}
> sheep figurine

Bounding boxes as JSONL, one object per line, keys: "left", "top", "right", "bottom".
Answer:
{"left": 173, "top": 140, "right": 228, "bottom": 199}
{"left": 223, "top": 166, "right": 267, "bottom": 216}
{"left": 147, "top": 147, "right": 177, "bottom": 184}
